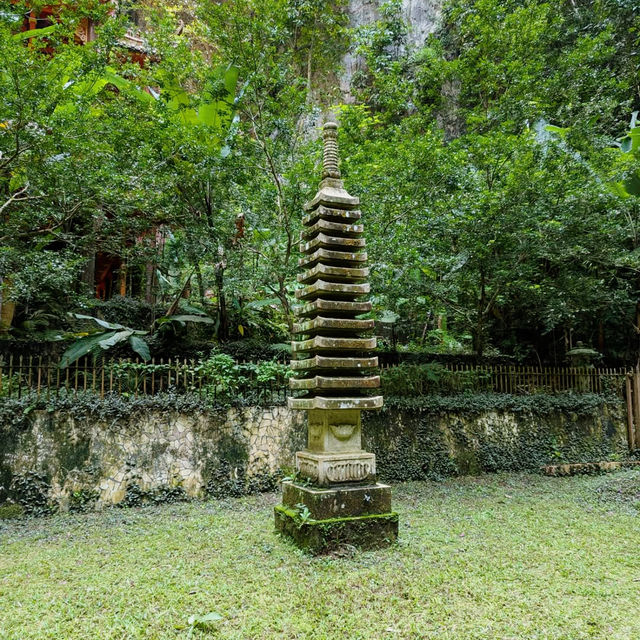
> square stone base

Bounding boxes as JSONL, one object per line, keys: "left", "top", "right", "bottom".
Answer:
{"left": 281, "top": 481, "right": 391, "bottom": 520}
{"left": 274, "top": 505, "right": 398, "bottom": 554}
{"left": 274, "top": 481, "right": 398, "bottom": 554}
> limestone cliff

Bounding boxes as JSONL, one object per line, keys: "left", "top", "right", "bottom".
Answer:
{"left": 340, "top": 0, "right": 443, "bottom": 99}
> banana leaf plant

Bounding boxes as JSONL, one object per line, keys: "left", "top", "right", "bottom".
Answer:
{"left": 60, "top": 313, "right": 214, "bottom": 368}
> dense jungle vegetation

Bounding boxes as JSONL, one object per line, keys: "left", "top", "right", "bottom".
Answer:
{"left": 1, "top": 0, "right": 639, "bottom": 364}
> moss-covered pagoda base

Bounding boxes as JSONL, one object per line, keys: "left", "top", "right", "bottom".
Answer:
{"left": 275, "top": 481, "right": 398, "bottom": 553}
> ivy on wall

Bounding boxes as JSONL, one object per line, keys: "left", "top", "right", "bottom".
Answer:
{"left": 383, "top": 392, "right": 620, "bottom": 415}
{"left": 0, "top": 389, "right": 629, "bottom": 518}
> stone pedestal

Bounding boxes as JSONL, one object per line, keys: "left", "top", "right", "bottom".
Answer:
{"left": 296, "top": 451, "right": 376, "bottom": 486}
{"left": 295, "top": 408, "right": 376, "bottom": 486}
{"left": 274, "top": 481, "right": 398, "bottom": 553}
{"left": 275, "top": 408, "right": 397, "bottom": 553}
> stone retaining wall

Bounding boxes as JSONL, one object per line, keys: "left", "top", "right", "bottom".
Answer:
{"left": 0, "top": 400, "right": 629, "bottom": 513}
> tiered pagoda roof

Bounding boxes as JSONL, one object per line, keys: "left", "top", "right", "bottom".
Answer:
{"left": 289, "top": 122, "right": 383, "bottom": 411}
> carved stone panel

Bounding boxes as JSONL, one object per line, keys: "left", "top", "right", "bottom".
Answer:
{"left": 306, "top": 409, "right": 362, "bottom": 453}
{"left": 296, "top": 451, "right": 376, "bottom": 486}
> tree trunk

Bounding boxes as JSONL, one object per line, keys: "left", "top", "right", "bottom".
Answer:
{"left": 277, "top": 276, "right": 293, "bottom": 332}
{"left": 80, "top": 254, "right": 96, "bottom": 294}
{"left": 119, "top": 262, "right": 127, "bottom": 297}
{"left": 194, "top": 263, "right": 205, "bottom": 305}
{"left": 216, "top": 264, "right": 228, "bottom": 341}
{"left": 473, "top": 272, "right": 486, "bottom": 357}
{"left": 144, "top": 262, "right": 155, "bottom": 304}
{"left": 0, "top": 276, "right": 15, "bottom": 333}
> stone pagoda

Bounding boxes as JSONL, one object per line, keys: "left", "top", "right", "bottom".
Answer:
{"left": 274, "top": 122, "right": 398, "bottom": 553}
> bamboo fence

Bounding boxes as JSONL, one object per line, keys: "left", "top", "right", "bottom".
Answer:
{"left": 0, "top": 355, "right": 629, "bottom": 400}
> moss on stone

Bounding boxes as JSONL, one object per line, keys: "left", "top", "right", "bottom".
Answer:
{"left": 364, "top": 401, "right": 628, "bottom": 482}
{"left": 0, "top": 503, "right": 24, "bottom": 519}
{"left": 274, "top": 505, "right": 398, "bottom": 554}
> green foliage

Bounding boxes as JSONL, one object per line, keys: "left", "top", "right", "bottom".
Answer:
{"left": 68, "top": 489, "right": 100, "bottom": 513}
{"left": 119, "top": 484, "right": 188, "bottom": 509}
{"left": 366, "top": 394, "right": 626, "bottom": 482}
{"left": 3, "top": 0, "right": 640, "bottom": 364}
{"left": 293, "top": 502, "right": 313, "bottom": 527}
{"left": 59, "top": 310, "right": 218, "bottom": 367}
{"left": 0, "top": 503, "right": 24, "bottom": 519}
{"left": 183, "top": 612, "right": 223, "bottom": 638}
{"left": 89, "top": 297, "right": 162, "bottom": 330}
{"left": 382, "top": 392, "right": 619, "bottom": 415}
{"left": 0, "top": 0, "right": 237, "bottom": 340}
{"left": 596, "top": 472, "right": 640, "bottom": 513}
{"left": 8, "top": 471, "right": 54, "bottom": 516}
{"left": 337, "top": 0, "right": 640, "bottom": 360}
{"left": 60, "top": 314, "right": 150, "bottom": 367}
{"left": 381, "top": 362, "right": 538, "bottom": 395}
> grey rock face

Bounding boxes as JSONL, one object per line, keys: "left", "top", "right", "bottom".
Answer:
{"left": 340, "top": 0, "right": 443, "bottom": 100}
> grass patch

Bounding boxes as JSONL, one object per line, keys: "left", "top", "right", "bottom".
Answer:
{"left": 1, "top": 472, "right": 640, "bottom": 639}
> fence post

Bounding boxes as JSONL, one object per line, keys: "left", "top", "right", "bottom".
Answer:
{"left": 36, "top": 355, "right": 42, "bottom": 398}
{"left": 626, "top": 373, "right": 635, "bottom": 450}
{"left": 46, "top": 357, "right": 51, "bottom": 402}
{"left": 18, "top": 355, "right": 23, "bottom": 399}
{"left": 634, "top": 368, "right": 640, "bottom": 450}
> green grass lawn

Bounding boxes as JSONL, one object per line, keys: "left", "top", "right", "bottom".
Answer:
{"left": 1, "top": 472, "right": 640, "bottom": 640}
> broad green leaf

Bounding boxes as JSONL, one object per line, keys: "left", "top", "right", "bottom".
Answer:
{"left": 70, "top": 313, "right": 125, "bottom": 330}
{"left": 60, "top": 331, "right": 117, "bottom": 368}
{"left": 66, "top": 77, "right": 109, "bottom": 99}
{"left": 129, "top": 335, "right": 151, "bottom": 361}
{"left": 178, "top": 301, "right": 207, "bottom": 314}
{"left": 628, "top": 127, "right": 640, "bottom": 154}
{"left": 197, "top": 612, "right": 223, "bottom": 623}
{"left": 155, "top": 314, "right": 214, "bottom": 327}
{"left": 99, "top": 329, "right": 134, "bottom": 349}
{"left": 12, "top": 26, "right": 58, "bottom": 41}
{"left": 623, "top": 173, "right": 640, "bottom": 197}
{"left": 198, "top": 65, "right": 239, "bottom": 130}
{"left": 246, "top": 298, "right": 280, "bottom": 309}
{"left": 544, "top": 124, "right": 568, "bottom": 136}
{"left": 609, "top": 182, "right": 630, "bottom": 198}
{"left": 168, "top": 314, "right": 214, "bottom": 324}
{"left": 103, "top": 70, "right": 153, "bottom": 103}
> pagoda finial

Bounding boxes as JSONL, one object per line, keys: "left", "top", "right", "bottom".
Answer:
{"left": 322, "top": 122, "right": 341, "bottom": 180}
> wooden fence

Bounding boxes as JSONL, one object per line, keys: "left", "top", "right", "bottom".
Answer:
{"left": 0, "top": 355, "right": 291, "bottom": 405}
{"left": 378, "top": 362, "right": 628, "bottom": 396}
{"left": 0, "top": 356, "right": 630, "bottom": 399}
{"left": 624, "top": 370, "right": 640, "bottom": 451}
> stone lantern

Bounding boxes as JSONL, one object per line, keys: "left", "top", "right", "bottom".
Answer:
{"left": 274, "top": 122, "right": 398, "bottom": 552}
